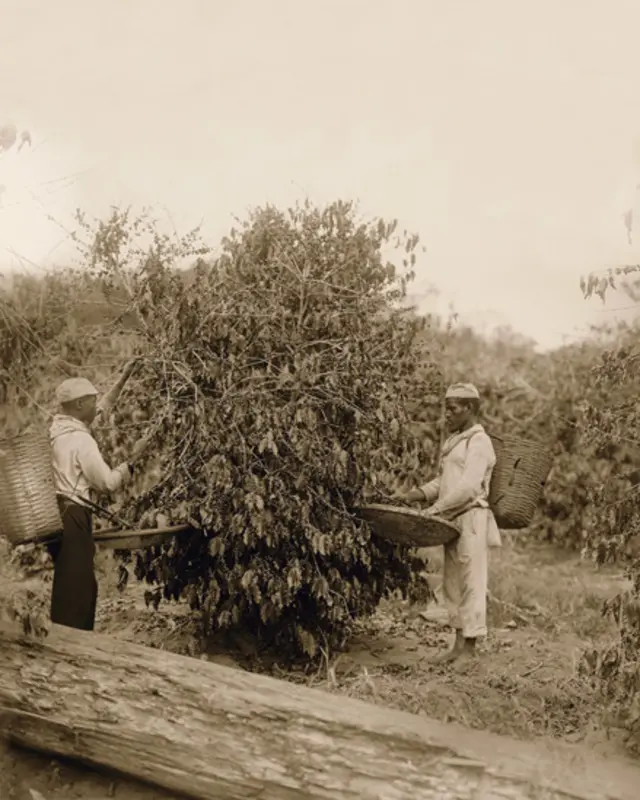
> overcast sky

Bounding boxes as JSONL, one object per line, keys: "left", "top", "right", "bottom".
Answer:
{"left": 1, "top": 0, "right": 640, "bottom": 349}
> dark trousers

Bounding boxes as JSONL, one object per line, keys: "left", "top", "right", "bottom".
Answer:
{"left": 47, "top": 497, "right": 97, "bottom": 631}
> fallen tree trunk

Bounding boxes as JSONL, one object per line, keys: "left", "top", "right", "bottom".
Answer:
{"left": 0, "top": 622, "right": 638, "bottom": 800}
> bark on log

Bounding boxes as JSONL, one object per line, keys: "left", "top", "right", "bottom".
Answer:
{"left": 0, "top": 621, "right": 639, "bottom": 800}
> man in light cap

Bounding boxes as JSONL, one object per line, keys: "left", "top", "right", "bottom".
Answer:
{"left": 48, "top": 362, "right": 144, "bottom": 631}
{"left": 395, "top": 382, "right": 500, "bottom": 664}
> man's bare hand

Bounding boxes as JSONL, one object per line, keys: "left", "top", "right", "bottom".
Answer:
{"left": 391, "top": 488, "right": 425, "bottom": 504}
{"left": 98, "top": 358, "right": 143, "bottom": 418}
{"left": 120, "top": 358, "right": 142, "bottom": 381}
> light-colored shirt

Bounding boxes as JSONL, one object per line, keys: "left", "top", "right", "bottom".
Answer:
{"left": 50, "top": 414, "right": 131, "bottom": 508}
{"left": 420, "top": 423, "right": 496, "bottom": 518}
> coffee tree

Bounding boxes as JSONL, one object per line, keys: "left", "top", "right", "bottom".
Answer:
{"left": 578, "top": 268, "right": 640, "bottom": 751}
{"left": 82, "top": 201, "right": 440, "bottom": 657}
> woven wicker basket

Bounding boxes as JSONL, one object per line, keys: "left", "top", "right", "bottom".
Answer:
{"left": 488, "top": 434, "right": 553, "bottom": 530}
{"left": 0, "top": 429, "right": 62, "bottom": 546}
{"left": 355, "top": 504, "right": 461, "bottom": 548}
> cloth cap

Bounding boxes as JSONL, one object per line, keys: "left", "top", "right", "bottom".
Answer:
{"left": 445, "top": 382, "right": 480, "bottom": 401}
{"left": 55, "top": 377, "right": 99, "bottom": 405}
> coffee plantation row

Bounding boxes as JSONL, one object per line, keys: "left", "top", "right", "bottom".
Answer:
{"left": 1, "top": 200, "right": 638, "bottom": 746}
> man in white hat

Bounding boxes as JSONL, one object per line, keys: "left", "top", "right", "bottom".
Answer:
{"left": 48, "top": 363, "right": 145, "bottom": 631}
{"left": 395, "top": 382, "right": 500, "bottom": 664}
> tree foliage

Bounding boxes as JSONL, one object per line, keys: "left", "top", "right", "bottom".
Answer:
{"left": 80, "top": 201, "right": 439, "bottom": 657}
{"left": 573, "top": 324, "right": 640, "bottom": 751}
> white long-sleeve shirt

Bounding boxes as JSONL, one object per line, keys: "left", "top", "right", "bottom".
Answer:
{"left": 420, "top": 424, "right": 496, "bottom": 518}
{"left": 50, "top": 414, "right": 131, "bottom": 508}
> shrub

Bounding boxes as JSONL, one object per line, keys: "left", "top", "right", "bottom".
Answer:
{"left": 81, "top": 201, "right": 440, "bottom": 658}
{"left": 576, "top": 270, "right": 640, "bottom": 751}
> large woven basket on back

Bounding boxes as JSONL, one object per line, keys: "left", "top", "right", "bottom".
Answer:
{"left": 355, "top": 504, "right": 461, "bottom": 548}
{"left": 0, "top": 429, "right": 62, "bottom": 546}
{"left": 488, "top": 434, "right": 553, "bottom": 530}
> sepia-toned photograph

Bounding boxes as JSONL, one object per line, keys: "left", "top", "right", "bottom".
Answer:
{"left": 1, "top": 1, "right": 639, "bottom": 798}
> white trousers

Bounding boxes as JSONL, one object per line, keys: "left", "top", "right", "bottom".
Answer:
{"left": 443, "top": 508, "right": 496, "bottom": 638}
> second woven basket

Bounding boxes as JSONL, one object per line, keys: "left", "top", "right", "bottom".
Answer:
{"left": 0, "top": 429, "right": 62, "bottom": 546}
{"left": 488, "top": 434, "right": 553, "bottom": 530}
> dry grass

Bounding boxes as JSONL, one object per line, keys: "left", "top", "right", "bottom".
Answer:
{"left": 0, "top": 533, "right": 631, "bottom": 766}
{"left": 487, "top": 538, "right": 624, "bottom": 640}
{"left": 416, "top": 536, "right": 624, "bottom": 640}
{"left": 270, "top": 537, "right": 627, "bottom": 752}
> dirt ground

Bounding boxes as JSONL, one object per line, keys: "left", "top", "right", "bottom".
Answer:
{"left": 0, "top": 536, "right": 633, "bottom": 799}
